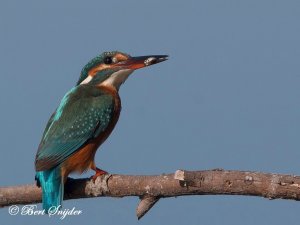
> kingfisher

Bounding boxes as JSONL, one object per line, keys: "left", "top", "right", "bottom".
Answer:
{"left": 34, "top": 51, "right": 168, "bottom": 212}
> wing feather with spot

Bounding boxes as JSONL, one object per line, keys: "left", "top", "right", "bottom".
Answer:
{"left": 35, "top": 86, "right": 115, "bottom": 171}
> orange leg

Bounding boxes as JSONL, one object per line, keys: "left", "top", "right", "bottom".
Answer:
{"left": 91, "top": 162, "right": 108, "bottom": 182}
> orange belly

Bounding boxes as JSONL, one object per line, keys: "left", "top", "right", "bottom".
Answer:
{"left": 61, "top": 142, "right": 98, "bottom": 178}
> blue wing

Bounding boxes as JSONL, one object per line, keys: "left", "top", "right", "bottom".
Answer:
{"left": 35, "top": 86, "right": 115, "bottom": 171}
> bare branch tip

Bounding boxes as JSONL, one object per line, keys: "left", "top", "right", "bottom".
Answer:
{"left": 136, "top": 195, "right": 159, "bottom": 220}
{"left": 174, "top": 170, "right": 185, "bottom": 181}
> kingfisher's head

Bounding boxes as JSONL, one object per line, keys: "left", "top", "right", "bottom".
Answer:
{"left": 77, "top": 51, "right": 168, "bottom": 90}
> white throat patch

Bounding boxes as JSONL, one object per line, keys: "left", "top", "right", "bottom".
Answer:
{"left": 101, "top": 69, "right": 133, "bottom": 90}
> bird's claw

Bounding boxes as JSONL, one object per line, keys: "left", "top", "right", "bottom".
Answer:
{"left": 91, "top": 168, "right": 108, "bottom": 183}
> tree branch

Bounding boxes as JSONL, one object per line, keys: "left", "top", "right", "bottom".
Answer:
{"left": 1, "top": 169, "right": 300, "bottom": 219}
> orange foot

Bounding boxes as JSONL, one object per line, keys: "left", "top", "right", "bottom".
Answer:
{"left": 91, "top": 167, "right": 108, "bottom": 183}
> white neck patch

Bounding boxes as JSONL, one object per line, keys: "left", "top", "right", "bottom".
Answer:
{"left": 100, "top": 69, "right": 134, "bottom": 90}
{"left": 80, "top": 75, "right": 93, "bottom": 85}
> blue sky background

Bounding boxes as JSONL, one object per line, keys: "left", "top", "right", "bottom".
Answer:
{"left": 1, "top": 0, "right": 300, "bottom": 224}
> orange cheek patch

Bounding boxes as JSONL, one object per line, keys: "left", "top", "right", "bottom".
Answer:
{"left": 114, "top": 53, "right": 129, "bottom": 62}
{"left": 88, "top": 53, "right": 130, "bottom": 76}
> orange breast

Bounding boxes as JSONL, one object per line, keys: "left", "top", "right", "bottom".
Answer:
{"left": 61, "top": 86, "right": 121, "bottom": 179}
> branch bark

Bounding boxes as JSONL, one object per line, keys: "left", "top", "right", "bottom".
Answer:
{"left": 1, "top": 169, "right": 300, "bottom": 219}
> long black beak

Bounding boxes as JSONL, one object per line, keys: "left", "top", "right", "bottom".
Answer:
{"left": 117, "top": 55, "right": 168, "bottom": 70}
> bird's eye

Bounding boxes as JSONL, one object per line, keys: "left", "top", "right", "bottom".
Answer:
{"left": 104, "top": 56, "right": 113, "bottom": 64}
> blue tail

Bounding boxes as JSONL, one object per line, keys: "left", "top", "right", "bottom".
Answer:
{"left": 35, "top": 167, "right": 63, "bottom": 213}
